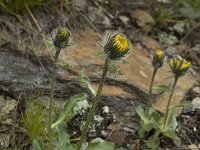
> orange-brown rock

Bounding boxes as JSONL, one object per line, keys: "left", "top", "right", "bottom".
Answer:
{"left": 59, "top": 30, "right": 196, "bottom": 115}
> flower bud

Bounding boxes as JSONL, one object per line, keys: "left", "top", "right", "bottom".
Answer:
{"left": 52, "top": 27, "right": 71, "bottom": 48}
{"left": 104, "top": 33, "right": 130, "bottom": 60}
{"left": 169, "top": 56, "right": 191, "bottom": 77}
{"left": 151, "top": 50, "right": 166, "bottom": 69}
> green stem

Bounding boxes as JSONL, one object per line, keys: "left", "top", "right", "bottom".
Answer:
{"left": 163, "top": 76, "right": 179, "bottom": 130}
{"left": 77, "top": 58, "right": 110, "bottom": 150}
{"left": 148, "top": 68, "right": 158, "bottom": 107}
{"left": 48, "top": 48, "right": 61, "bottom": 150}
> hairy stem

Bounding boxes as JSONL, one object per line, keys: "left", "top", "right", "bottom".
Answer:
{"left": 148, "top": 68, "right": 158, "bottom": 107}
{"left": 77, "top": 58, "right": 110, "bottom": 150}
{"left": 163, "top": 76, "right": 178, "bottom": 130}
{"left": 48, "top": 48, "right": 61, "bottom": 150}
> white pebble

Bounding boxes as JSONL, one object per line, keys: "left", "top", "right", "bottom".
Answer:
{"left": 102, "top": 106, "right": 109, "bottom": 113}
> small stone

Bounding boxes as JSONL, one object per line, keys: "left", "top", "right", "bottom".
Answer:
{"left": 165, "top": 46, "right": 177, "bottom": 56}
{"left": 102, "top": 16, "right": 112, "bottom": 27}
{"left": 73, "top": 99, "right": 89, "bottom": 115}
{"left": 0, "top": 134, "right": 10, "bottom": 147}
{"left": 102, "top": 106, "right": 109, "bottom": 113}
{"left": 193, "top": 86, "right": 200, "bottom": 94}
{"left": 188, "top": 144, "right": 198, "bottom": 150}
{"left": 173, "top": 22, "right": 186, "bottom": 34}
{"left": 182, "top": 115, "right": 190, "bottom": 119}
{"left": 139, "top": 70, "right": 148, "bottom": 78}
{"left": 72, "top": 0, "right": 87, "bottom": 11}
{"left": 0, "top": 98, "right": 17, "bottom": 120}
{"left": 157, "top": 0, "right": 171, "bottom": 3}
{"left": 131, "top": 9, "right": 155, "bottom": 31}
{"left": 82, "top": 142, "right": 88, "bottom": 150}
{"left": 173, "top": 139, "right": 182, "bottom": 148}
{"left": 101, "top": 130, "right": 108, "bottom": 137}
{"left": 94, "top": 115, "right": 104, "bottom": 125}
{"left": 118, "top": 16, "right": 130, "bottom": 26}
{"left": 192, "top": 97, "right": 200, "bottom": 110}
{"left": 107, "top": 123, "right": 119, "bottom": 131}
{"left": 123, "top": 127, "right": 134, "bottom": 132}
{"left": 108, "top": 129, "right": 126, "bottom": 147}
{"left": 159, "top": 32, "right": 178, "bottom": 45}
{"left": 91, "top": 138, "right": 104, "bottom": 143}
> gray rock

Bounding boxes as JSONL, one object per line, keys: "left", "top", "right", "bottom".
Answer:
{"left": 159, "top": 32, "right": 178, "bottom": 45}
{"left": 193, "top": 86, "right": 200, "bottom": 94}
{"left": 0, "top": 133, "right": 10, "bottom": 148}
{"left": 118, "top": 16, "right": 130, "bottom": 26}
{"left": 165, "top": 46, "right": 177, "bottom": 56}
{"left": 0, "top": 96, "right": 17, "bottom": 120}
{"left": 72, "top": 0, "right": 87, "bottom": 11}
{"left": 192, "top": 97, "right": 200, "bottom": 110}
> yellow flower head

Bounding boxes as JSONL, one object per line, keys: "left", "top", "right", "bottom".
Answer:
{"left": 151, "top": 50, "right": 166, "bottom": 69}
{"left": 155, "top": 50, "right": 164, "bottom": 58}
{"left": 104, "top": 33, "right": 130, "bottom": 60}
{"left": 169, "top": 56, "right": 191, "bottom": 76}
{"left": 113, "top": 35, "right": 129, "bottom": 53}
{"left": 52, "top": 27, "right": 71, "bottom": 48}
{"left": 58, "top": 29, "right": 68, "bottom": 37}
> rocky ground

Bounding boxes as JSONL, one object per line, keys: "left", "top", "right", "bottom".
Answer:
{"left": 0, "top": 0, "right": 200, "bottom": 149}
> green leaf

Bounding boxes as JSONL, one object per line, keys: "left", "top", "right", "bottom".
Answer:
{"left": 146, "top": 131, "right": 160, "bottom": 149}
{"left": 138, "top": 128, "right": 146, "bottom": 138}
{"left": 166, "top": 108, "right": 177, "bottom": 130}
{"left": 56, "top": 125, "right": 69, "bottom": 150}
{"left": 57, "top": 61, "right": 72, "bottom": 70}
{"left": 51, "top": 93, "right": 87, "bottom": 128}
{"left": 33, "top": 139, "right": 42, "bottom": 150}
{"left": 152, "top": 84, "right": 171, "bottom": 93}
{"left": 86, "top": 141, "right": 115, "bottom": 150}
{"left": 142, "top": 123, "right": 153, "bottom": 131}
{"left": 148, "top": 107, "right": 160, "bottom": 121}
{"left": 56, "top": 125, "right": 76, "bottom": 150}
{"left": 163, "top": 130, "right": 180, "bottom": 141}
{"left": 150, "top": 110, "right": 161, "bottom": 124}
{"left": 162, "top": 108, "right": 177, "bottom": 132}
{"left": 181, "top": 101, "right": 192, "bottom": 109}
{"left": 170, "top": 101, "right": 192, "bottom": 109}
{"left": 148, "top": 107, "right": 156, "bottom": 116}
{"left": 146, "top": 138, "right": 160, "bottom": 149}
{"left": 80, "top": 70, "right": 96, "bottom": 96}
{"left": 135, "top": 106, "right": 148, "bottom": 123}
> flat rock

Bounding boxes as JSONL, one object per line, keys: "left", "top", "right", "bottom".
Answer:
{"left": 0, "top": 30, "right": 197, "bottom": 129}
{"left": 59, "top": 30, "right": 196, "bottom": 115}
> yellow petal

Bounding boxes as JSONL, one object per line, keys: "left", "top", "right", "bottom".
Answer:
{"left": 155, "top": 50, "right": 164, "bottom": 58}
{"left": 113, "top": 35, "right": 129, "bottom": 53}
